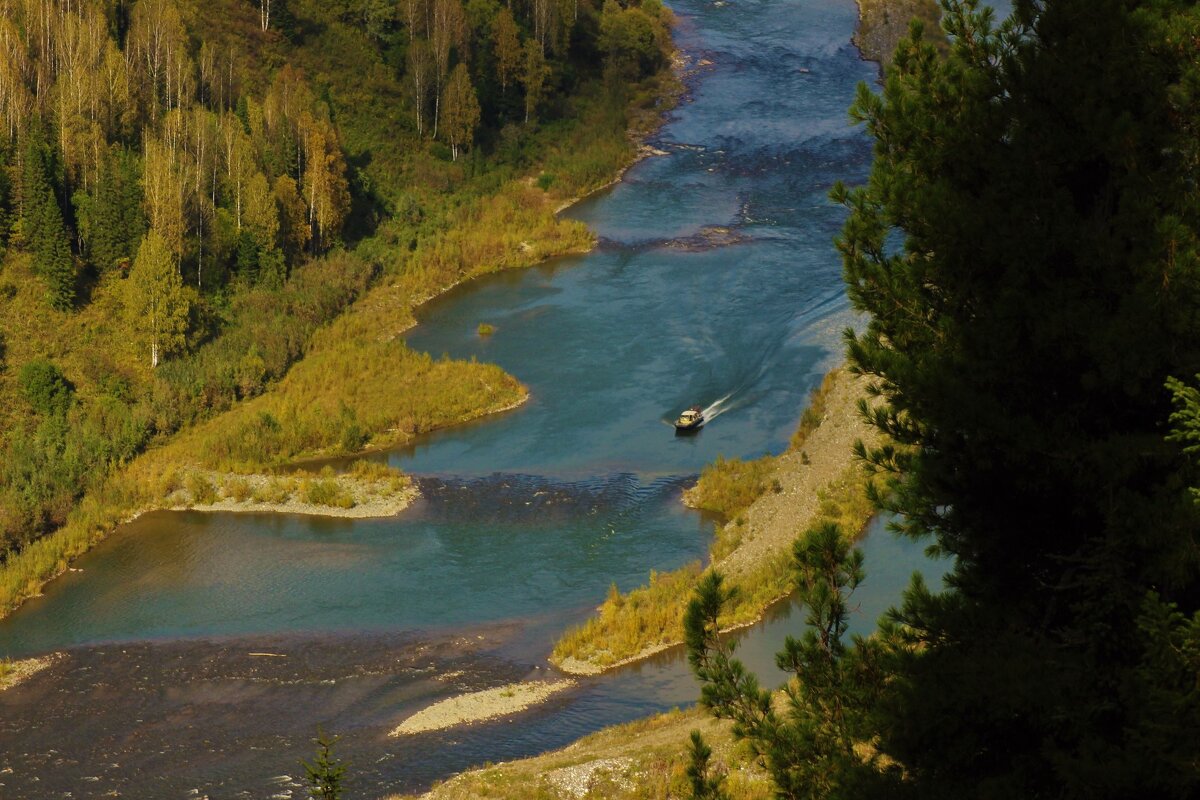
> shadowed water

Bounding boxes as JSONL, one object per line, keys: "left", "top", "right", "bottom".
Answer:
{"left": 0, "top": 0, "right": 968, "bottom": 796}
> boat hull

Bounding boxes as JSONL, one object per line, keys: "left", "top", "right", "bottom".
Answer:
{"left": 674, "top": 420, "right": 704, "bottom": 434}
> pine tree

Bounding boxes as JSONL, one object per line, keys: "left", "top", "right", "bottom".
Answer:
{"left": 301, "top": 729, "right": 346, "bottom": 800}
{"left": 20, "top": 126, "right": 74, "bottom": 311}
{"left": 88, "top": 147, "right": 146, "bottom": 271}
{"left": 835, "top": 0, "right": 1200, "bottom": 795}
{"left": 687, "top": 1, "right": 1200, "bottom": 797}
{"left": 685, "top": 524, "right": 882, "bottom": 800}
{"left": 0, "top": 147, "right": 12, "bottom": 252}
{"left": 685, "top": 731, "right": 730, "bottom": 800}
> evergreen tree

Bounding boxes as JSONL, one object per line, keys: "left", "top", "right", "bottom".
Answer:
{"left": 0, "top": 146, "right": 13, "bottom": 252}
{"left": 685, "top": 524, "right": 882, "bottom": 800}
{"left": 17, "top": 359, "right": 73, "bottom": 418}
{"left": 235, "top": 229, "right": 262, "bottom": 283}
{"left": 685, "top": 730, "right": 730, "bottom": 800}
{"left": 20, "top": 126, "right": 75, "bottom": 310}
{"left": 493, "top": 7, "right": 522, "bottom": 94}
{"left": 87, "top": 147, "right": 146, "bottom": 272}
{"left": 301, "top": 729, "right": 346, "bottom": 800}
{"left": 688, "top": 1, "right": 1200, "bottom": 797}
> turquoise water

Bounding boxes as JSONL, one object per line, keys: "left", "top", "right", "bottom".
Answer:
{"left": 0, "top": 0, "right": 966, "bottom": 796}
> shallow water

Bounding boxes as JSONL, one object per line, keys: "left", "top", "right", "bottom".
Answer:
{"left": 0, "top": 0, "right": 963, "bottom": 796}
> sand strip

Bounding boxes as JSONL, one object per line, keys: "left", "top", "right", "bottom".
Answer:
{"left": 390, "top": 680, "right": 575, "bottom": 736}
{"left": 169, "top": 471, "right": 420, "bottom": 519}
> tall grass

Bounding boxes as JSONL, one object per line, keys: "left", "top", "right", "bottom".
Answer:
{"left": 789, "top": 369, "right": 841, "bottom": 452}
{"left": 686, "top": 455, "right": 778, "bottom": 520}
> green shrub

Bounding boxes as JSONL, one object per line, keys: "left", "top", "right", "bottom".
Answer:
{"left": 224, "top": 477, "right": 252, "bottom": 503}
{"left": 18, "top": 359, "right": 73, "bottom": 416}
{"left": 185, "top": 473, "right": 217, "bottom": 505}
{"left": 302, "top": 479, "right": 355, "bottom": 509}
{"left": 251, "top": 477, "right": 294, "bottom": 504}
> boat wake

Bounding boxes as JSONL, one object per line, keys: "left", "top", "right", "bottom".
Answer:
{"left": 700, "top": 393, "right": 736, "bottom": 423}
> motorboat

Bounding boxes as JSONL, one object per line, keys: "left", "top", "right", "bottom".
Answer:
{"left": 674, "top": 405, "right": 705, "bottom": 433}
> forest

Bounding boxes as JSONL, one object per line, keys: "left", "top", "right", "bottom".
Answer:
{"left": 0, "top": 0, "right": 673, "bottom": 584}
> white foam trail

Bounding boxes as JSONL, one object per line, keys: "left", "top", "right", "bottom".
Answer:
{"left": 701, "top": 392, "right": 736, "bottom": 423}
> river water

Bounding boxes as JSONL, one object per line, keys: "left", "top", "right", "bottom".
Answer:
{"left": 0, "top": 1, "right": 954, "bottom": 797}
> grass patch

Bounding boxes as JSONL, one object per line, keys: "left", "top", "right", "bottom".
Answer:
{"left": 251, "top": 477, "right": 296, "bottom": 504}
{"left": 388, "top": 708, "right": 773, "bottom": 800}
{"left": 553, "top": 564, "right": 704, "bottom": 667}
{"left": 686, "top": 455, "right": 777, "bottom": 520}
{"left": 789, "top": 369, "right": 841, "bottom": 452}
{"left": 348, "top": 460, "right": 412, "bottom": 495}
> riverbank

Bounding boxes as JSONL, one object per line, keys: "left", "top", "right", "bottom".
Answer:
{"left": 551, "top": 367, "right": 880, "bottom": 674}
{"left": 390, "top": 707, "right": 770, "bottom": 800}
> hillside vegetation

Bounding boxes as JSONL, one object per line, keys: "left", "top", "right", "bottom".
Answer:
{"left": 0, "top": 0, "right": 678, "bottom": 617}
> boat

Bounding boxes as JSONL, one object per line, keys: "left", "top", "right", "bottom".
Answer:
{"left": 674, "top": 405, "right": 705, "bottom": 433}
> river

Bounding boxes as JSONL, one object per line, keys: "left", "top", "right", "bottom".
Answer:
{"left": 1, "top": 0, "right": 951, "bottom": 797}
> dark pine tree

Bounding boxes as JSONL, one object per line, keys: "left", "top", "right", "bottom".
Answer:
{"left": 0, "top": 144, "right": 13, "bottom": 252}
{"left": 21, "top": 125, "right": 74, "bottom": 310}
{"left": 88, "top": 146, "right": 147, "bottom": 272}
{"left": 834, "top": 0, "right": 1200, "bottom": 797}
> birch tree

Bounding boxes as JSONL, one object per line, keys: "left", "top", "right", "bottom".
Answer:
{"left": 407, "top": 38, "right": 433, "bottom": 137}
{"left": 441, "top": 63, "right": 479, "bottom": 161}
{"left": 522, "top": 39, "right": 549, "bottom": 124}
{"left": 126, "top": 230, "right": 188, "bottom": 368}
{"left": 493, "top": 7, "right": 521, "bottom": 93}
{"left": 430, "top": 0, "right": 466, "bottom": 138}
{"left": 141, "top": 135, "right": 185, "bottom": 260}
